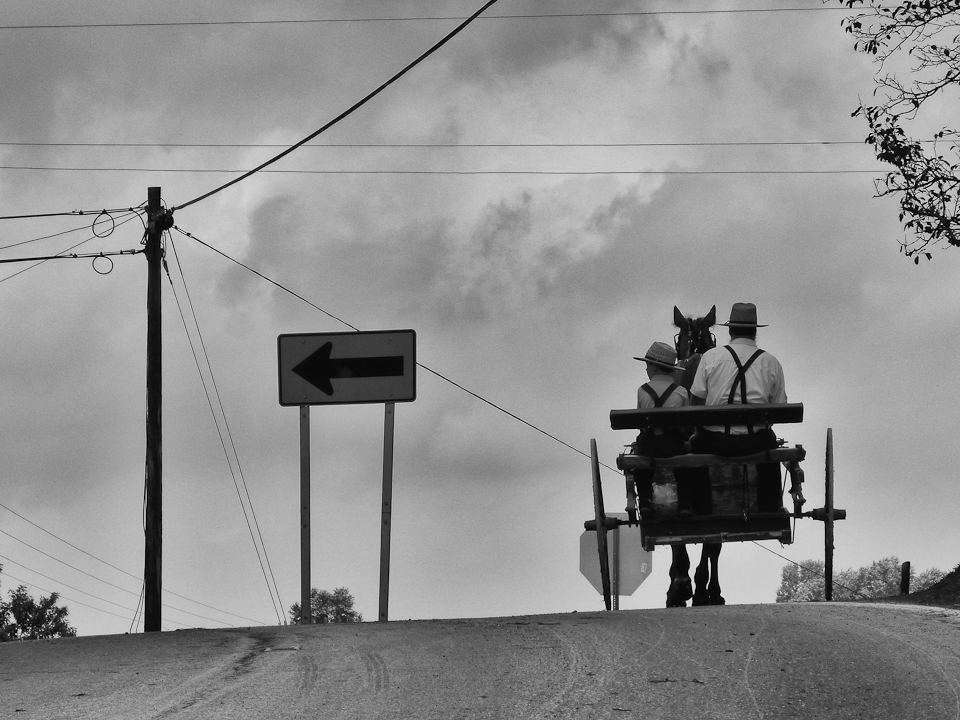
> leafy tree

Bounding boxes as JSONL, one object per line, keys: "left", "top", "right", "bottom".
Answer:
{"left": 776, "top": 556, "right": 944, "bottom": 602}
{"left": 289, "top": 587, "right": 362, "bottom": 624}
{"left": 0, "top": 566, "right": 76, "bottom": 641}
{"left": 840, "top": 1, "right": 960, "bottom": 260}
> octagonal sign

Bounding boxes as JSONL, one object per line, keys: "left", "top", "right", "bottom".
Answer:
{"left": 579, "top": 514, "right": 652, "bottom": 597}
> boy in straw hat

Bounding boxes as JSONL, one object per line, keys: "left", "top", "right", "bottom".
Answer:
{"left": 631, "top": 342, "right": 692, "bottom": 518}
{"left": 689, "top": 302, "right": 787, "bottom": 512}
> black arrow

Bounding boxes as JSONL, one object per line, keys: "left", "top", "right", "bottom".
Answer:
{"left": 292, "top": 342, "right": 404, "bottom": 396}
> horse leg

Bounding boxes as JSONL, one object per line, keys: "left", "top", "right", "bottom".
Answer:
{"left": 707, "top": 543, "right": 724, "bottom": 605}
{"left": 692, "top": 545, "right": 711, "bottom": 606}
{"left": 666, "top": 544, "right": 692, "bottom": 607}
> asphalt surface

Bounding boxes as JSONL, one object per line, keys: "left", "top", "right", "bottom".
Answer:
{"left": 2, "top": 603, "right": 959, "bottom": 719}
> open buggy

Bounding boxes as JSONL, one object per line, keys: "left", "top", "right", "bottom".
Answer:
{"left": 586, "top": 403, "right": 843, "bottom": 609}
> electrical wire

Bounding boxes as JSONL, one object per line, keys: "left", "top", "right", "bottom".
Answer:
{"left": 0, "top": 501, "right": 136, "bottom": 581}
{"left": 0, "top": 248, "right": 142, "bottom": 264}
{"left": 0, "top": 538, "right": 244, "bottom": 628}
{"left": 750, "top": 541, "right": 892, "bottom": 602}
{"left": 129, "top": 584, "right": 144, "bottom": 633}
{"left": 0, "top": 222, "right": 108, "bottom": 252}
{"left": 0, "top": 527, "right": 142, "bottom": 599}
{"left": 0, "top": 209, "right": 144, "bottom": 284}
{"left": 0, "top": 502, "right": 267, "bottom": 627}
{"left": 0, "top": 7, "right": 859, "bottom": 31}
{"left": 164, "top": 235, "right": 285, "bottom": 625}
{"left": 171, "top": 0, "right": 503, "bottom": 212}
{"left": 0, "top": 140, "right": 879, "bottom": 149}
{"left": 0, "top": 208, "right": 144, "bottom": 251}
{"left": 176, "top": 226, "right": 621, "bottom": 474}
{"left": 0, "top": 552, "right": 149, "bottom": 614}
{"left": 0, "top": 165, "right": 885, "bottom": 175}
{"left": 0, "top": 568, "right": 150, "bottom": 625}
{"left": 0, "top": 207, "right": 143, "bottom": 221}
{"left": 173, "top": 226, "right": 358, "bottom": 330}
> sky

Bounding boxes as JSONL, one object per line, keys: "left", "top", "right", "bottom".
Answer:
{"left": 1, "top": 0, "right": 958, "bottom": 637}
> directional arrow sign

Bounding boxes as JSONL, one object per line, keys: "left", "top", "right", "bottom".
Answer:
{"left": 292, "top": 342, "right": 405, "bottom": 396}
{"left": 278, "top": 330, "right": 416, "bottom": 406}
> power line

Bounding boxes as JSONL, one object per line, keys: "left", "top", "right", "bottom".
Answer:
{"left": 0, "top": 501, "right": 267, "bottom": 626}
{"left": 0, "top": 7, "right": 859, "bottom": 31}
{"left": 0, "top": 220, "right": 107, "bottom": 252}
{"left": 0, "top": 532, "right": 250, "bottom": 628}
{"left": 0, "top": 210, "right": 144, "bottom": 284}
{"left": 164, "top": 235, "right": 285, "bottom": 625}
{"left": 0, "top": 165, "right": 885, "bottom": 175}
{"left": 0, "top": 140, "right": 874, "bottom": 149}
{"left": 0, "top": 526, "right": 144, "bottom": 599}
{"left": 0, "top": 501, "right": 139, "bottom": 582}
{"left": 0, "top": 552, "right": 230, "bottom": 628}
{"left": 0, "top": 208, "right": 144, "bottom": 252}
{"left": 0, "top": 568, "right": 156, "bottom": 625}
{"left": 751, "top": 542, "right": 880, "bottom": 602}
{"left": 0, "top": 207, "right": 143, "bottom": 220}
{"left": 173, "top": 226, "right": 360, "bottom": 330}
{"left": 177, "top": 226, "right": 620, "bottom": 474}
{"left": 0, "top": 552, "right": 138, "bottom": 612}
{"left": 171, "top": 0, "right": 503, "bottom": 212}
{"left": 0, "top": 248, "right": 142, "bottom": 265}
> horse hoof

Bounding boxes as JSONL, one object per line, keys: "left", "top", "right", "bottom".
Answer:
{"left": 665, "top": 598, "right": 687, "bottom": 608}
{"left": 691, "top": 592, "right": 709, "bottom": 607}
{"left": 671, "top": 578, "right": 693, "bottom": 602}
{"left": 710, "top": 594, "right": 726, "bottom": 606}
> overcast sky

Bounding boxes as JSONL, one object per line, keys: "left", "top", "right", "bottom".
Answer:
{"left": 1, "top": 0, "right": 957, "bottom": 636}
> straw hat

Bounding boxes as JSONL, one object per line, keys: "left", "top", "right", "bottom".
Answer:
{"left": 634, "top": 341, "right": 678, "bottom": 370}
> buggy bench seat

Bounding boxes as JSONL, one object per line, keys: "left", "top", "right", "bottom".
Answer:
{"left": 610, "top": 402, "right": 803, "bottom": 431}
{"left": 617, "top": 446, "right": 806, "bottom": 470}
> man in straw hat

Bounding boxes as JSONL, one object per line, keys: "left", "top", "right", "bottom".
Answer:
{"left": 630, "top": 342, "right": 692, "bottom": 519}
{"left": 689, "top": 302, "right": 787, "bottom": 512}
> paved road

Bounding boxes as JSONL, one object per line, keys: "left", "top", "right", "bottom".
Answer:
{"left": 2, "top": 603, "right": 959, "bottom": 719}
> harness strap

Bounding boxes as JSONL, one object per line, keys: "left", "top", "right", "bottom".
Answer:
{"left": 723, "top": 346, "right": 765, "bottom": 434}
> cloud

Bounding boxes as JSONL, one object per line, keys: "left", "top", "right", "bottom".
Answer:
{"left": 426, "top": 177, "right": 642, "bottom": 321}
{"left": 449, "top": 3, "right": 665, "bottom": 81}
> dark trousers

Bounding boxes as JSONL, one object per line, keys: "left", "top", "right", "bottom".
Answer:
{"left": 631, "top": 431, "right": 704, "bottom": 513}
{"left": 689, "top": 428, "right": 782, "bottom": 512}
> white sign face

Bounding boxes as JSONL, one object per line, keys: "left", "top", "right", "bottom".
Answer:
{"left": 278, "top": 330, "right": 416, "bottom": 406}
{"left": 579, "top": 515, "right": 653, "bottom": 596}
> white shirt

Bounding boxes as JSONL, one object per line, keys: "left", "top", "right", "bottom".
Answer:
{"left": 690, "top": 337, "right": 786, "bottom": 433}
{"left": 637, "top": 373, "right": 690, "bottom": 409}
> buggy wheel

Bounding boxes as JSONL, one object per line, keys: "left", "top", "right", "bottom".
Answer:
{"left": 825, "top": 428, "right": 835, "bottom": 601}
{"left": 591, "top": 438, "right": 612, "bottom": 611}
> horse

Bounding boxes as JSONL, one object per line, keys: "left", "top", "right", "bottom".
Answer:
{"left": 664, "top": 305, "right": 726, "bottom": 607}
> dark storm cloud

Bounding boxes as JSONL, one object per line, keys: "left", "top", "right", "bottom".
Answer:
{"left": 449, "top": 0, "right": 664, "bottom": 81}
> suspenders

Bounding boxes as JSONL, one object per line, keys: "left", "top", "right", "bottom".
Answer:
{"left": 641, "top": 382, "right": 679, "bottom": 408}
{"left": 640, "top": 382, "right": 680, "bottom": 436}
{"left": 723, "top": 345, "right": 765, "bottom": 434}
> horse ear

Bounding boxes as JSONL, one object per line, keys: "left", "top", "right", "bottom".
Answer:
{"left": 673, "top": 306, "right": 685, "bottom": 327}
{"left": 705, "top": 305, "right": 717, "bottom": 326}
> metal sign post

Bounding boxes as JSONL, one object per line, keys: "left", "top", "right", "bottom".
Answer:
{"left": 300, "top": 405, "right": 311, "bottom": 625}
{"left": 379, "top": 402, "right": 395, "bottom": 622}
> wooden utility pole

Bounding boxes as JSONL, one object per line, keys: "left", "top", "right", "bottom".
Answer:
{"left": 144, "top": 187, "right": 166, "bottom": 632}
